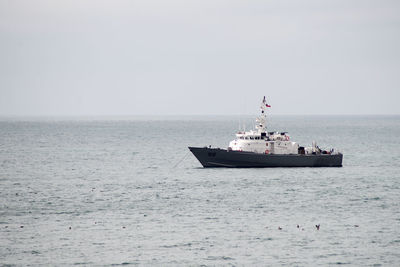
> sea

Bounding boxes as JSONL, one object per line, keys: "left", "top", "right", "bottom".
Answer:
{"left": 1, "top": 115, "right": 399, "bottom": 266}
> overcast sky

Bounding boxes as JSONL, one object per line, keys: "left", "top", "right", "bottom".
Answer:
{"left": 1, "top": 0, "right": 399, "bottom": 116}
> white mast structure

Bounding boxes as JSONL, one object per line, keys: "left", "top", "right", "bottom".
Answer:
{"left": 255, "top": 96, "right": 269, "bottom": 134}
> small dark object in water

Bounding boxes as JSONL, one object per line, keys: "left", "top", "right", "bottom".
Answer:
{"left": 20, "top": 225, "right": 24, "bottom": 228}
{"left": 297, "top": 224, "right": 299, "bottom": 228}
{"left": 354, "top": 225, "right": 359, "bottom": 227}
{"left": 122, "top": 226, "right": 126, "bottom": 229}
{"left": 278, "top": 227, "right": 282, "bottom": 230}
{"left": 315, "top": 224, "right": 320, "bottom": 230}
{"left": 69, "top": 227, "right": 71, "bottom": 230}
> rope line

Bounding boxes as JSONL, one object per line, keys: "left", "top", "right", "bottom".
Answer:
{"left": 172, "top": 151, "right": 190, "bottom": 169}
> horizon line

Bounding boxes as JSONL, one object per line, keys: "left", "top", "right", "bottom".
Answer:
{"left": 1, "top": 113, "right": 399, "bottom": 119}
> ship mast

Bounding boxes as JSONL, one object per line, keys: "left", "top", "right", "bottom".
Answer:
{"left": 255, "top": 96, "right": 270, "bottom": 133}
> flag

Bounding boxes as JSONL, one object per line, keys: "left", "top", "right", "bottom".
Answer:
{"left": 263, "top": 96, "right": 271, "bottom": 107}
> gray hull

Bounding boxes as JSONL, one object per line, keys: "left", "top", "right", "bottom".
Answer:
{"left": 189, "top": 147, "right": 343, "bottom": 168}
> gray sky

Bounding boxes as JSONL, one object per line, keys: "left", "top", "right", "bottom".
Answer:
{"left": 1, "top": 0, "right": 399, "bottom": 116}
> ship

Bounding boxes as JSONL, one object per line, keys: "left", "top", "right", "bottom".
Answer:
{"left": 189, "top": 97, "right": 343, "bottom": 168}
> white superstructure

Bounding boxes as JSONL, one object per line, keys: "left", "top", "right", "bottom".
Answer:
{"left": 228, "top": 97, "right": 309, "bottom": 155}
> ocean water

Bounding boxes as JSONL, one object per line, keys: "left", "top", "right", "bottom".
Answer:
{"left": 1, "top": 115, "right": 399, "bottom": 266}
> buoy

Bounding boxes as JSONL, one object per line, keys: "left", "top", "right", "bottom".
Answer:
{"left": 285, "top": 135, "right": 290, "bottom": 141}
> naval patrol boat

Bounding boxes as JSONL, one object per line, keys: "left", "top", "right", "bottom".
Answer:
{"left": 189, "top": 97, "right": 343, "bottom": 168}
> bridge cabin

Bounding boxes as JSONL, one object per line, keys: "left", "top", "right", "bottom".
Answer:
{"left": 228, "top": 130, "right": 299, "bottom": 154}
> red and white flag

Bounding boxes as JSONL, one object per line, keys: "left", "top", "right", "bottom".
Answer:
{"left": 263, "top": 96, "right": 271, "bottom": 108}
